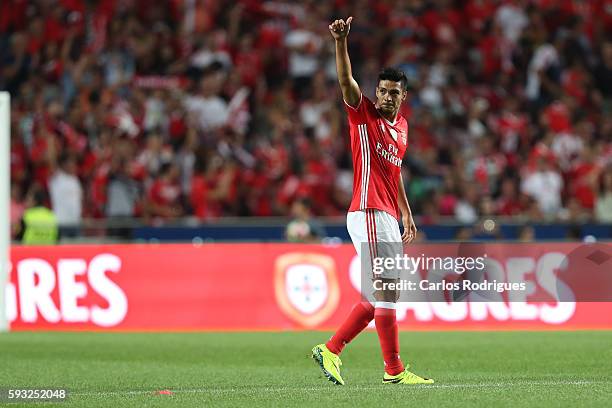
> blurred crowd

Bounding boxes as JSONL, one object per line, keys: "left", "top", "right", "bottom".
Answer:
{"left": 2, "top": 0, "right": 612, "bottom": 233}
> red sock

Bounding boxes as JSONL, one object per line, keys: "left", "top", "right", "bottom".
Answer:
{"left": 326, "top": 302, "right": 374, "bottom": 355}
{"left": 375, "top": 304, "right": 404, "bottom": 375}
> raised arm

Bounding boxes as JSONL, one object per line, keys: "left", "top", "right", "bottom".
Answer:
{"left": 329, "top": 17, "right": 361, "bottom": 107}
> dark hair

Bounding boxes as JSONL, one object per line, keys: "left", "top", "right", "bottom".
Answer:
{"left": 33, "top": 189, "right": 47, "bottom": 206}
{"left": 296, "top": 197, "right": 312, "bottom": 209}
{"left": 378, "top": 67, "right": 409, "bottom": 90}
{"left": 58, "top": 153, "right": 71, "bottom": 168}
{"left": 159, "top": 162, "right": 173, "bottom": 176}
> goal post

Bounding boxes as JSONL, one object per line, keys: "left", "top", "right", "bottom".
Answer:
{"left": 0, "top": 91, "right": 10, "bottom": 332}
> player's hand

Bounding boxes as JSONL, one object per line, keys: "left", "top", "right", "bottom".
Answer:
{"left": 329, "top": 16, "right": 353, "bottom": 40}
{"left": 402, "top": 214, "right": 417, "bottom": 244}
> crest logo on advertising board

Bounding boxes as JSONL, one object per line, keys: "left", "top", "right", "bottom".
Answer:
{"left": 274, "top": 253, "right": 340, "bottom": 327}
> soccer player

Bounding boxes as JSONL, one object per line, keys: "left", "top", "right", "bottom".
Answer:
{"left": 311, "top": 17, "right": 434, "bottom": 385}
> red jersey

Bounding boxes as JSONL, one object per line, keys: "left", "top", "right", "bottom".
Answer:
{"left": 345, "top": 94, "right": 408, "bottom": 219}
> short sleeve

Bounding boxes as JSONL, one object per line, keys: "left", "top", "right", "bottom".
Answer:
{"left": 344, "top": 93, "right": 373, "bottom": 124}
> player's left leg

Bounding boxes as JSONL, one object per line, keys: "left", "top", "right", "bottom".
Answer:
{"left": 325, "top": 301, "right": 374, "bottom": 355}
{"left": 372, "top": 210, "right": 434, "bottom": 384}
{"left": 373, "top": 286, "right": 404, "bottom": 376}
{"left": 374, "top": 291, "right": 432, "bottom": 384}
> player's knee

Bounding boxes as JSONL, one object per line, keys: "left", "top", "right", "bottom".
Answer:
{"left": 375, "top": 292, "right": 396, "bottom": 302}
{"left": 374, "top": 287, "right": 398, "bottom": 302}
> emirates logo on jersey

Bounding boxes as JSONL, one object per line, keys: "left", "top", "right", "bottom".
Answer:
{"left": 376, "top": 142, "right": 402, "bottom": 167}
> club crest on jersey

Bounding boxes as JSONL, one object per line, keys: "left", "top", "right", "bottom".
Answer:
{"left": 274, "top": 253, "right": 340, "bottom": 327}
{"left": 389, "top": 128, "right": 398, "bottom": 142}
{"left": 379, "top": 121, "right": 405, "bottom": 145}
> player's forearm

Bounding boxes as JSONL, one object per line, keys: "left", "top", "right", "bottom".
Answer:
{"left": 334, "top": 38, "right": 353, "bottom": 84}
{"left": 398, "top": 174, "right": 412, "bottom": 217}
{"left": 335, "top": 38, "right": 360, "bottom": 105}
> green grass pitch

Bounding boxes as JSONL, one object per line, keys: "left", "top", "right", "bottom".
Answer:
{"left": 1, "top": 330, "right": 611, "bottom": 407}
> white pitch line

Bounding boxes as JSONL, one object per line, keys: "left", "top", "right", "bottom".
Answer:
{"left": 70, "top": 380, "right": 606, "bottom": 397}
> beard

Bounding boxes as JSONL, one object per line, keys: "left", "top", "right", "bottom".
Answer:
{"left": 379, "top": 104, "right": 396, "bottom": 114}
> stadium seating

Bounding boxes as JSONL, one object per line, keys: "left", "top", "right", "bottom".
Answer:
{"left": 1, "top": 0, "right": 611, "bottom": 238}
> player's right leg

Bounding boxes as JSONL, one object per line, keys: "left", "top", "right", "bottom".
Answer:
{"left": 311, "top": 211, "right": 374, "bottom": 385}
{"left": 311, "top": 343, "right": 344, "bottom": 385}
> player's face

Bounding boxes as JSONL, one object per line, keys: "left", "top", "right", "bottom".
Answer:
{"left": 375, "top": 80, "right": 407, "bottom": 115}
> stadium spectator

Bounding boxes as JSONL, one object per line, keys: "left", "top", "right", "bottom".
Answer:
{"left": 1, "top": 32, "right": 30, "bottom": 95}
{"left": 517, "top": 225, "right": 535, "bottom": 242}
{"left": 521, "top": 157, "right": 563, "bottom": 218}
{"left": 525, "top": 24, "right": 563, "bottom": 109}
{"left": 48, "top": 154, "right": 83, "bottom": 236}
{"left": 438, "top": 174, "right": 459, "bottom": 217}
{"left": 565, "top": 224, "right": 583, "bottom": 241}
{"left": 146, "top": 162, "right": 183, "bottom": 220}
{"left": 105, "top": 157, "right": 140, "bottom": 239}
{"left": 567, "top": 145, "right": 601, "bottom": 211}
{"left": 184, "top": 70, "right": 229, "bottom": 133}
{"left": 285, "top": 15, "right": 324, "bottom": 99}
{"left": 455, "top": 226, "right": 474, "bottom": 241}
{"left": 494, "top": 0, "right": 528, "bottom": 45}
{"left": 455, "top": 183, "right": 480, "bottom": 224}
{"left": 595, "top": 166, "right": 612, "bottom": 222}
{"left": 495, "top": 177, "right": 525, "bottom": 216}
{"left": 593, "top": 39, "right": 612, "bottom": 112}
{"left": 18, "top": 188, "right": 58, "bottom": 245}
{"left": 10, "top": 183, "right": 25, "bottom": 239}
{"left": 285, "top": 198, "right": 326, "bottom": 243}
{"left": 106, "top": 158, "right": 140, "bottom": 219}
